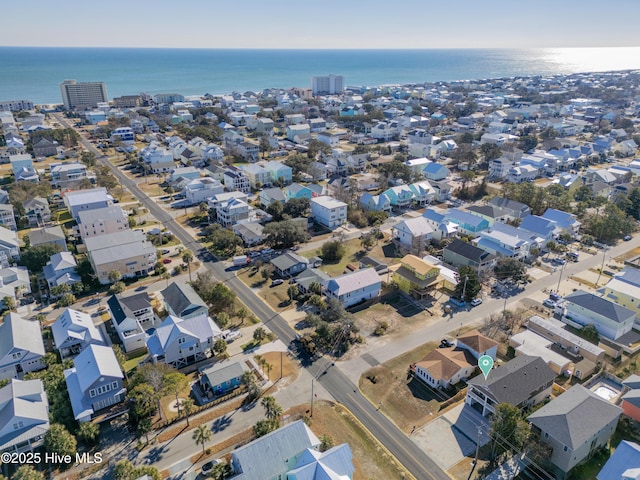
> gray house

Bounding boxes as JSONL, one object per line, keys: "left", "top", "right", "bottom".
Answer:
{"left": 443, "top": 239, "right": 496, "bottom": 276}
{"left": 107, "top": 292, "right": 157, "bottom": 353}
{"left": 0, "top": 313, "right": 46, "bottom": 381}
{"left": 465, "top": 355, "right": 555, "bottom": 417}
{"left": 487, "top": 196, "right": 532, "bottom": 219}
{"left": 28, "top": 226, "right": 67, "bottom": 252}
{"left": 199, "top": 360, "right": 250, "bottom": 400}
{"left": 64, "top": 344, "right": 126, "bottom": 423}
{"left": 0, "top": 379, "right": 49, "bottom": 454}
{"left": 270, "top": 252, "right": 308, "bottom": 278}
{"left": 51, "top": 308, "right": 105, "bottom": 359}
{"left": 146, "top": 315, "right": 222, "bottom": 368}
{"left": 529, "top": 385, "right": 621, "bottom": 478}
{"left": 162, "top": 282, "right": 208, "bottom": 320}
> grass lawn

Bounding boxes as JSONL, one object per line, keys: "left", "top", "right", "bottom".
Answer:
{"left": 237, "top": 268, "right": 294, "bottom": 311}
{"left": 359, "top": 341, "right": 443, "bottom": 433}
{"left": 615, "top": 246, "right": 640, "bottom": 262}
{"left": 123, "top": 351, "right": 148, "bottom": 376}
{"left": 258, "top": 351, "right": 297, "bottom": 382}
{"left": 288, "top": 401, "right": 415, "bottom": 480}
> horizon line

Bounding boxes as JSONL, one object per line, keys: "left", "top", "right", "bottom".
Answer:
{"left": 2, "top": 45, "right": 640, "bottom": 51}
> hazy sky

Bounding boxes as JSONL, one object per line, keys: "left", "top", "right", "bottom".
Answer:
{"left": 3, "top": 0, "right": 640, "bottom": 49}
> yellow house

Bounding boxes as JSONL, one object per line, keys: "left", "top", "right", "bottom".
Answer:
{"left": 391, "top": 254, "right": 442, "bottom": 299}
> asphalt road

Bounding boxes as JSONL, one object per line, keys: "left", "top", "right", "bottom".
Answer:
{"left": 55, "top": 116, "right": 451, "bottom": 480}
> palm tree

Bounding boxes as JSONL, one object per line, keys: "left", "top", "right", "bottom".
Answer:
{"left": 261, "top": 396, "right": 282, "bottom": 422}
{"left": 192, "top": 424, "right": 212, "bottom": 454}
{"left": 236, "top": 306, "right": 248, "bottom": 325}
{"left": 182, "top": 250, "right": 194, "bottom": 282}
{"left": 180, "top": 397, "right": 195, "bottom": 427}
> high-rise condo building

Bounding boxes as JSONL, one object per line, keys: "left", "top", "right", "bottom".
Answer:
{"left": 311, "top": 75, "right": 344, "bottom": 96}
{"left": 59, "top": 80, "right": 108, "bottom": 111}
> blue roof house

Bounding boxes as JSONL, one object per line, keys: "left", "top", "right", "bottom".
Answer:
{"left": 382, "top": 185, "right": 414, "bottom": 208}
{"left": 447, "top": 209, "right": 490, "bottom": 236}
{"left": 542, "top": 208, "right": 581, "bottom": 235}
{"left": 597, "top": 440, "right": 640, "bottom": 480}
{"left": 263, "top": 161, "right": 293, "bottom": 185}
{"left": 359, "top": 193, "right": 391, "bottom": 212}
{"left": 284, "top": 183, "right": 313, "bottom": 201}
{"left": 63, "top": 344, "right": 125, "bottom": 423}
{"left": 422, "top": 162, "right": 451, "bottom": 181}
{"left": 520, "top": 215, "right": 558, "bottom": 243}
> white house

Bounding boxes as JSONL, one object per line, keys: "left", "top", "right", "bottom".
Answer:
{"left": 183, "top": 177, "right": 225, "bottom": 206}
{"left": 323, "top": 268, "right": 382, "bottom": 308}
{"left": 64, "top": 344, "right": 126, "bottom": 423}
{"left": 310, "top": 196, "right": 347, "bottom": 229}
{"left": 392, "top": 217, "right": 434, "bottom": 254}
{"left": 107, "top": 292, "right": 157, "bottom": 353}
{"left": 0, "top": 313, "right": 46, "bottom": 381}
{"left": 0, "top": 379, "right": 49, "bottom": 454}
{"left": 51, "top": 309, "right": 105, "bottom": 359}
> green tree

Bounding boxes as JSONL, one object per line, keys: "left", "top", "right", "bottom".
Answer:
{"left": 210, "top": 462, "right": 233, "bottom": 480}
{"left": 80, "top": 151, "right": 96, "bottom": 167}
{"left": 113, "top": 460, "right": 136, "bottom": 480}
{"left": 253, "top": 418, "right": 279, "bottom": 438}
{"left": 19, "top": 244, "right": 63, "bottom": 273}
{"left": 192, "top": 424, "right": 212, "bottom": 453}
{"left": 180, "top": 397, "right": 195, "bottom": 426}
{"left": 518, "top": 135, "right": 538, "bottom": 152}
{"left": 181, "top": 250, "right": 194, "bottom": 282}
{"left": 213, "top": 338, "right": 228, "bottom": 357}
{"left": 263, "top": 219, "right": 307, "bottom": 248}
{"left": 205, "top": 225, "right": 243, "bottom": 257}
{"left": 2, "top": 296, "right": 15, "bottom": 311}
{"left": 109, "top": 281, "right": 126, "bottom": 294}
{"left": 287, "top": 284, "right": 299, "bottom": 302}
{"left": 489, "top": 403, "right": 530, "bottom": 460}
{"left": 129, "top": 363, "right": 178, "bottom": 420}
{"left": 108, "top": 270, "right": 122, "bottom": 284}
{"left": 581, "top": 324, "right": 600, "bottom": 344}
{"left": 56, "top": 293, "right": 77, "bottom": 308}
{"left": 236, "top": 306, "right": 249, "bottom": 325}
{"left": 44, "top": 424, "right": 77, "bottom": 467}
{"left": 241, "top": 370, "right": 261, "bottom": 401}
{"left": 50, "top": 283, "right": 71, "bottom": 298}
{"left": 253, "top": 326, "right": 267, "bottom": 343}
{"left": 480, "top": 143, "right": 502, "bottom": 163}
{"left": 360, "top": 232, "right": 375, "bottom": 250}
{"left": 283, "top": 197, "right": 310, "bottom": 218}
{"left": 320, "top": 240, "right": 346, "bottom": 263}
{"left": 266, "top": 201, "right": 284, "bottom": 221}
{"left": 261, "top": 395, "right": 283, "bottom": 422}
{"left": 216, "top": 311, "right": 230, "bottom": 329}
{"left": 77, "top": 421, "right": 100, "bottom": 446}
{"left": 319, "top": 434, "right": 335, "bottom": 452}
{"left": 136, "top": 416, "right": 153, "bottom": 444}
{"left": 12, "top": 466, "right": 44, "bottom": 480}
{"left": 259, "top": 136, "right": 271, "bottom": 159}
{"left": 129, "top": 383, "right": 158, "bottom": 421}
{"left": 162, "top": 372, "right": 189, "bottom": 417}
{"left": 453, "top": 266, "right": 481, "bottom": 303}
{"left": 494, "top": 257, "right": 529, "bottom": 285}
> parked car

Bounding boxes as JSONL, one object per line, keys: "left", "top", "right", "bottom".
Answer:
{"left": 470, "top": 298, "right": 483, "bottom": 307}
{"left": 201, "top": 459, "right": 222, "bottom": 476}
{"left": 542, "top": 299, "right": 556, "bottom": 308}
{"left": 624, "top": 235, "right": 633, "bottom": 241}
{"left": 549, "top": 292, "right": 561, "bottom": 302}
{"left": 271, "top": 279, "right": 284, "bottom": 287}
{"left": 162, "top": 258, "right": 172, "bottom": 264}
{"left": 551, "top": 258, "right": 566, "bottom": 266}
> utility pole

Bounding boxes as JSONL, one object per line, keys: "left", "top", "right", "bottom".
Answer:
{"left": 556, "top": 261, "right": 566, "bottom": 293}
{"left": 310, "top": 379, "right": 314, "bottom": 417}
{"left": 462, "top": 274, "right": 468, "bottom": 301}
{"left": 595, "top": 247, "right": 608, "bottom": 287}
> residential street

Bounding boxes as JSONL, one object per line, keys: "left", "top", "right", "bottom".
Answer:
{"left": 53, "top": 112, "right": 640, "bottom": 480}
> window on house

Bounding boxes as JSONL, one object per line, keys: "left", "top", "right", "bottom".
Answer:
{"left": 563, "top": 445, "right": 568, "bottom": 452}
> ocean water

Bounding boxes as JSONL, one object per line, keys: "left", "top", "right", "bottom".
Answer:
{"left": 2, "top": 47, "right": 640, "bottom": 104}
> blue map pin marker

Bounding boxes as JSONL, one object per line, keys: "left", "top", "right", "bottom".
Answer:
{"left": 479, "top": 355, "right": 494, "bottom": 380}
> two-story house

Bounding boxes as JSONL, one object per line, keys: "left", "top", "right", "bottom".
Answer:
{"left": 310, "top": 196, "right": 347, "bottom": 229}
{"left": 50, "top": 163, "right": 89, "bottom": 189}
{"left": 391, "top": 255, "right": 441, "bottom": 299}
{"left": 443, "top": 239, "right": 496, "bottom": 277}
{"left": 76, "top": 205, "right": 129, "bottom": 240}
{"left": 28, "top": 226, "right": 66, "bottom": 252}
{"left": 223, "top": 167, "right": 251, "bottom": 194}
{"left": 391, "top": 217, "right": 434, "bottom": 255}
{"left": 84, "top": 230, "right": 157, "bottom": 284}
{"left": 182, "top": 177, "right": 225, "bottom": 206}
{"left": 63, "top": 188, "right": 112, "bottom": 222}
{"left": 51, "top": 309, "right": 105, "bottom": 359}
{"left": 0, "top": 227, "right": 19, "bottom": 267}
{"left": 146, "top": 315, "right": 222, "bottom": 367}
{"left": 323, "top": 268, "right": 382, "bottom": 308}
{"left": 107, "top": 292, "right": 157, "bottom": 353}
{"left": 162, "top": 282, "right": 209, "bottom": 320}
{"left": 22, "top": 197, "right": 51, "bottom": 228}
{"left": 528, "top": 385, "right": 621, "bottom": 479}
{"left": 560, "top": 290, "right": 636, "bottom": 341}
{"left": 43, "top": 252, "right": 80, "bottom": 288}
{"left": 64, "top": 344, "right": 126, "bottom": 423}
{"left": 0, "top": 313, "right": 46, "bottom": 381}
{"left": 0, "top": 205, "right": 16, "bottom": 231}
{"left": 215, "top": 197, "right": 250, "bottom": 227}
{"left": 465, "top": 354, "right": 555, "bottom": 417}
{"left": 238, "top": 164, "right": 271, "bottom": 189}
{"left": 0, "top": 379, "right": 49, "bottom": 454}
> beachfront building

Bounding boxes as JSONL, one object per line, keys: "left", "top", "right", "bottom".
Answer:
{"left": 59, "top": 80, "right": 108, "bottom": 111}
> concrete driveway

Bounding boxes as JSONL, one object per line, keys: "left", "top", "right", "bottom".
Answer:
{"left": 413, "top": 403, "right": 490, "bottom": 470}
